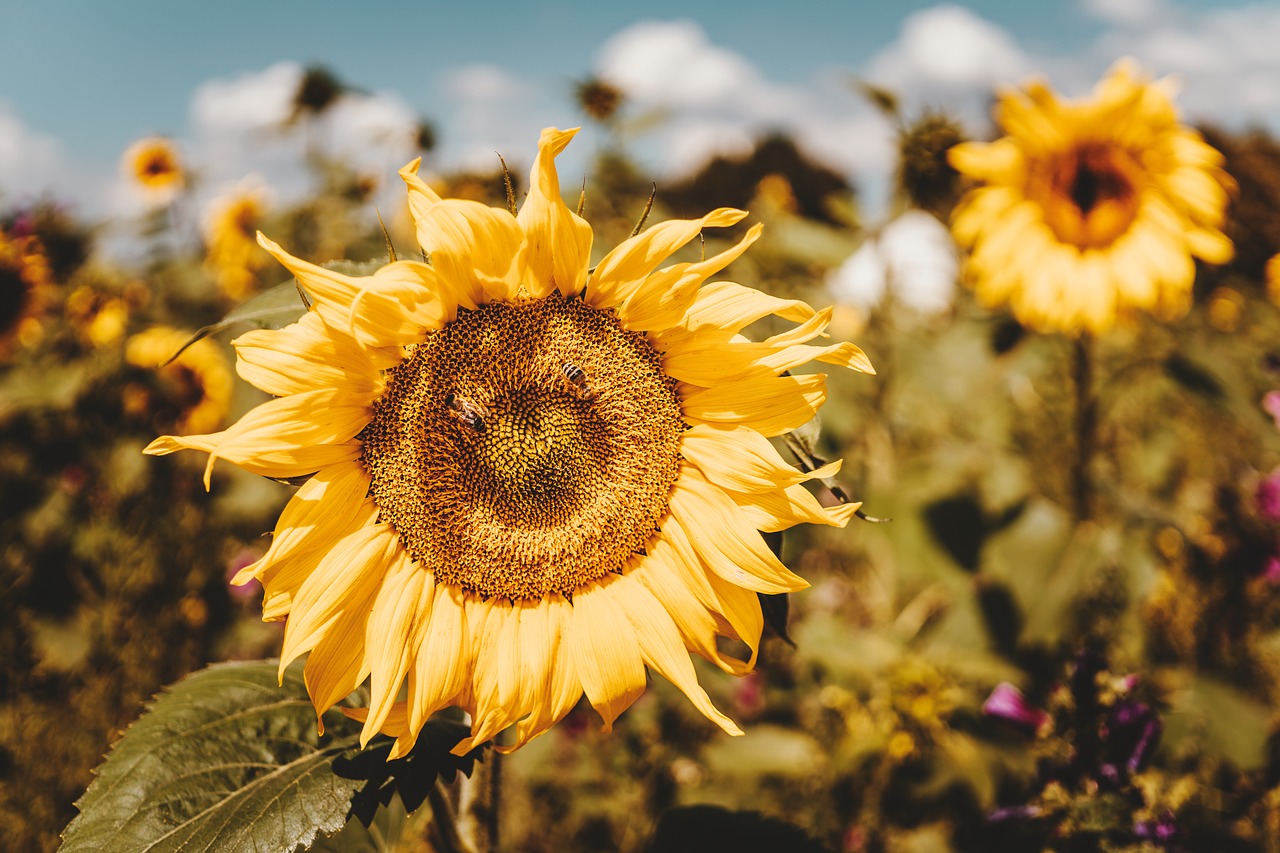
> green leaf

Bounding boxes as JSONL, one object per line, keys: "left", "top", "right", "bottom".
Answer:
{"left": 1164, "top": 676, "right": 1272, "bottom": 770}
{"left": 61, "top": 659, "right": 362, "bottom": 853}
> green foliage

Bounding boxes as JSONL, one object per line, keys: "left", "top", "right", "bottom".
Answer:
{"left": 60, "top": 660, "right": 480, "bottom": 853}
{"left": 61, "top": 661, "right": 364, "bottom": 853}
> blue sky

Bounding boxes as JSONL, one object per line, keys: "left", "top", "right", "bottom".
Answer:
{"left": 1, "top": 0, "right": 1277, "bottom": 219}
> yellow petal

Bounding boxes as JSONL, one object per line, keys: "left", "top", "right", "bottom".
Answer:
{"left": 278, "top": 522, "right": 397, "bottom": 678}
{"left": 681, "top": 423, "right": 840, "bottom": 493}
{"left": 399, "top": 159, "right": 526, "bottom": 305}
{"left": 587, "top": 208, "right": 748, "bottom": 311}
{"left": 236, "top": 461, "right": 372, "bottom": 586}
{"left": 732, "top": 482, "right": 861, "bottom": 533}
{"left": 681, "top": 373, "right": 826, "bottom": 438}
{"left": 517, "top": 127, "right": 593, "bottom": 298}
{"left": 603, "top": 574, "right": 742, "bottom": 735}
{"left": 618, "top": 223, "right": 763, "bottom": 332}
{"left": 668, "top": 467, "right": 809, "bottom": 594}
{"left": 348, "top": 261, "right": 453, "bottom": 347}
{"left": 568, "top": 580, "right": 646, "bottom": 731}
{"left": 257, "top": 234, "right": 367, "bottom": 329}
{"left": 361, "top": 550, "right": 434, "bottom": 747}
{"left": 504, "top": 596, "right": 581, "bottom": 751}
{"left": 233, "top": 311, "right": 386, "bottom": 399}
{"left": 145, "top": 388, "right": 369, "bottom": 488}
{"left": 396, "top": 584, "right": 470, "bottom": 759}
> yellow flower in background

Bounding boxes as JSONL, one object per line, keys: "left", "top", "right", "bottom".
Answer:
{"left": 65, "top": 285, "right": 128, "bottom": 348}
{"left": 122, "top": 137, "right": 185, "bottom": 204}
{"left": 204, "top": 182, "right": 273, "bottom": 300}
{"left": 126, "top": 327, "right": 234, "bottom": 435}
{"left": 146, "top": 127, "right": 874, "bottom": 758}
{"left": 1265, "top": 253, "right": 1280, "bottom": 307}
{"left": 0, "top": 228, "right": 54, "bottom": 356}
{"left": 948, "top": 60, "right": 1235, "bottom": 334}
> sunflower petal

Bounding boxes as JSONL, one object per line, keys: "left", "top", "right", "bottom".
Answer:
{"left": 681, "top": 373, "right": 827, "bottom": 438}
{"left": 518, "top": 127, "right": 593, "bottom": 298}
{"left": 568, "top": 580, "right": 646, "bottom": 731}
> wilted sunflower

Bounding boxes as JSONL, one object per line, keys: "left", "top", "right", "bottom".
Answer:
{"left": 204, "top": 182, "right": 272, "bottom": 300}
{"left": 146, "top": 127, "right": 873, "bottom": 758}
{"left": 126, "top": 326, "right": 234, "bottom": 435}
{"left": 948, "top": 60, "right": 1234, "bottom": 334}
{"left": 122, "top": 137, "right": 185, "bottom": 204}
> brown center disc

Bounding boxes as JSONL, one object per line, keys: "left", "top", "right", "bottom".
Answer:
{"left": 360, "top": 293, "right": 684, "bottom": 600}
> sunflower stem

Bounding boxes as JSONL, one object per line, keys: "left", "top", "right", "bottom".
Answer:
{"left": 456, "top": 750, "right": 500, "bottom": 852}
{"left": 426, "top": 779, "right": 473, "bottom": 853}
{"left": 1072, "top": 334, "right": 1097, "bottom": 521}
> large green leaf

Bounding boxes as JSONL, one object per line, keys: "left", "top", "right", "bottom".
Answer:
{"left": 61, "top": 660, "right": 363, "bottom": 853}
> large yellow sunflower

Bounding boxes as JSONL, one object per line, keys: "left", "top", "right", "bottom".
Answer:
{"left": 948, "top": 60, "right": 1234, "bottom": 334}
{"left": 145, "top": 127, "right": 873, "bottom": 758}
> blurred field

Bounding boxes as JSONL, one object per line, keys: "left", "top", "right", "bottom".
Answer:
{"left": 3, "top": 73, "right": 1280, "bottom": 852}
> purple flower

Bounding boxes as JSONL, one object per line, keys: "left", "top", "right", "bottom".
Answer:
{"left": 1256, "top": 469, "right": 1280, "bottom": 522}
{"left": 1134, "top": 812, "right": 1178, "bottom": 845}
{"left": 982, "top": 682, "right": 1047, "bottom": 735}
{"left": 987, "top": 805, "right": 1043, "bottom": 823}
{"left": 1105, "top": 701, "right": 1163, "bottom": 775}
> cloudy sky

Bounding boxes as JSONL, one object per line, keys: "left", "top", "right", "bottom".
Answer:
{"left": 2, "top": 0, "right": 1278, "bottom": 220}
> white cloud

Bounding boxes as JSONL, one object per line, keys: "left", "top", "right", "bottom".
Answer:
{"left": 1093, "top": 5, "right": 1280, "bottom": 125}
{"left": 828, "top": 210, "right": 957, "bottom": 314}
{"left": 183, "top": 61, "right": 419, "bottom": 203}
{"left": 865, "top": 5, "right": 1030, "bottom": 93}
{"left": 593, "top": 19, "right": 894, "bottom": 207}
{"left": 0, "top": 102, "right": 74, "bottom": 204}
{"left": 435, "top": 64, "right": 564, "bottom": 174}
{"left": 1080, "top": 0, "right": 1168, "bottom": 28}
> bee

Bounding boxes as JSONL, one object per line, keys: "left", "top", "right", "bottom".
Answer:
{"left": 561, "top": 362, "right": 595, "bottom": 400}
{"left": 444, "top": 393, "right": 488, "bottom": 433}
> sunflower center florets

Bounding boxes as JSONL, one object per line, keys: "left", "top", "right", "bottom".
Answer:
{"left": 360, "top": 293, "right": 684, "bottom": 600}
{"left": 1035, "top": 142, "right": 1142, "bottom": 249}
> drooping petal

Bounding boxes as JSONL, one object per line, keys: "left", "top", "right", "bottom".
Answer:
{"left": 732, "top": 482, "right": 861, "bottom": 532}
{"left": 360, "top": 551, "right": 435, "bottom": 746}
{"left": 144, "top": 388, "right": 369, "bottom": 488}
{"left": 517, "top": 127, "right": 593, "bottom": 298}
{"left": 601, "top": 573, "right": 742, "bottom": 735}
{"left": 668, "top": 467, "right": 809, "bottom": 594}
{"left": 568, "top": 580, "right": 646, "bottom": 731}
{"left": 278, "top": 522, "right": 398, "bottom": 678}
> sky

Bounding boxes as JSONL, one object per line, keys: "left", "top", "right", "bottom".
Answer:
{"left": 2, "top": 0, "right": 1279, "bottom": 222}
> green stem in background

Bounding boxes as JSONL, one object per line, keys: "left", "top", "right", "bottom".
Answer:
{"left": 1072, "top": 334, "right": 1097, "bottom": 522}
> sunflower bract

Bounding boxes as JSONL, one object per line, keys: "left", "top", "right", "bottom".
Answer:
{"left": 144, "top": 126, "right": 874, "bottom": 759}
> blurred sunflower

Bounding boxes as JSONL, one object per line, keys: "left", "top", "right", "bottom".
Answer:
{"left": 65, "top": 285, "right": 127, "bottom": 348}
{"left": 126, "top": 326, "right": 234, "bottom": 435}
{"left": 0, "top": 227, "right": 54, "bottom": 356}
{"left": 948, "top": 60, "right": 1234, "bottom": 334}
{"left": 146, "top": 126, "right": 874, "bottom": 758}
{"left": 122, "top": 137, "right": 185, "bottom": 204}
{"left": 203, "top": 182, "right": 273, "bottom": 300}
{"left": 1266, "top": 252, "right": 1280, "bottom": 307}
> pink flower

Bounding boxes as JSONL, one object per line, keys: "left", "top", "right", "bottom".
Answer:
{"left": 1264, "top": 391, "right": 1280, "bottom": 430}
{"left": 982, "top": 682, "right": 1047, "bottom": 735}
{"left": 1256, "top": 469, "right": 1280, "bottom": 522}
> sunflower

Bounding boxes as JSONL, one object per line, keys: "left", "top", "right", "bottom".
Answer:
{"left": 125, "top": 326, "right": 235, "bottom": 435}
{"left": 122, "top": 137, "right": 185, "bottom": 203}
{"left": 145, "top": 127, "right": 874, "bottom": 758}
{"left": 203, "top": 182, "right": 272, "bottom": 300}
{"left": 948, "top": 60, "right": 1234, "bottom": 334}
